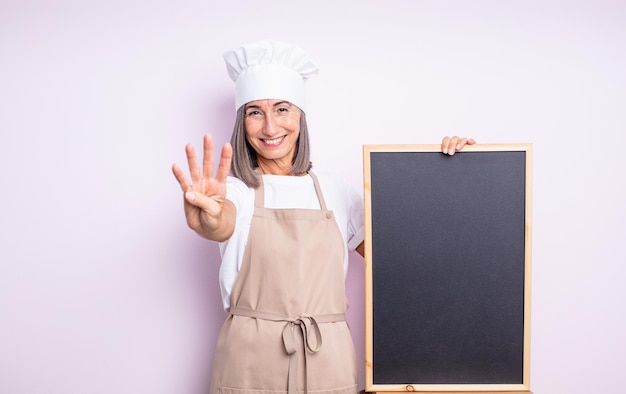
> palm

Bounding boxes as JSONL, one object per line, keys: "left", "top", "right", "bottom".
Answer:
{"left": 185, "top": 174, "right": 227, "bottom": 231}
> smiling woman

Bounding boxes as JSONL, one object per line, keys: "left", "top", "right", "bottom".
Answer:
{"left": 244, "top": 99, "right": 302, "bottom": 174}
{"left": 242, "top": 99, "right": 308, "bottom": 176}
{"left": 229, "top": 99, "right": 313, "bottom": 187}
{"left": 172, "top": 40, "right": 365, "bottom": 394}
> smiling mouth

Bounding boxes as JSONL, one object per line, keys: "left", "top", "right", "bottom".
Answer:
{"left": 262, "top": 136, "right": 285, "bottom": 146}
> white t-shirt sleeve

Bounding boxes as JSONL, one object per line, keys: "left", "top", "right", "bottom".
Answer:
{"left": 345, "top": 180, "right": 365, "bottom": 252}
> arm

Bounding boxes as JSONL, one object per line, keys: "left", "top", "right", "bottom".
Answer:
{"left": 172, "top": 134, "right": 236, "bottom": 242}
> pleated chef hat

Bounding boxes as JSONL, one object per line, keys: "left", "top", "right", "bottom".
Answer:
{"left": 223, "top": 40, "right": 319, "bottom": 111}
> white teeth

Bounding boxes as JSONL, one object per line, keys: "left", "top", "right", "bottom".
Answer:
{"left": 264, "top": 137, "right": 283, "bottom": 145}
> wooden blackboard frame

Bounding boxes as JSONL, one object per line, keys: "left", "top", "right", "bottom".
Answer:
{"left": 363, "top": 144, "right": 532, "bottom": 393}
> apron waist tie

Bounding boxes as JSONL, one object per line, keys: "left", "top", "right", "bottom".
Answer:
{"left": 229, "top": 306, "right": 346, "bottom": 394}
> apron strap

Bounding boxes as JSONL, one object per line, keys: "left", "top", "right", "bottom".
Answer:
{"left": 229, "top": 306, "right": 345, "bottom": 394}
{"left": 308, "top": 171, "right": 329, "bottom": 211}
{"left": 254, "top": 173, "right": 265, "bottom": 208}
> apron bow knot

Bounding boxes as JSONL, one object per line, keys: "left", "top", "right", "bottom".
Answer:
{"left": 282, "top": 314, "right": 322, "bottom": 355}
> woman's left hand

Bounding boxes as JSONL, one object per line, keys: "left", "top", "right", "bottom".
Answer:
{"left": 441, "top": 136, "right": 476, "bottom": 155}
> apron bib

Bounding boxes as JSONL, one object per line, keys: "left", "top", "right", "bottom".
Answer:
{"left": 209, "top": 172, "right": 357, "bottom": 394}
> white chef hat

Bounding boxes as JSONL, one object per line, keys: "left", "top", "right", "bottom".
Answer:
{"left": 223, "top": 39, "right": 319, "bottom": 112}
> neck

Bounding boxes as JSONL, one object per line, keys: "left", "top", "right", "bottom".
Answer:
{"left": 257, "top": 158, "right": 293, "bottom": 176}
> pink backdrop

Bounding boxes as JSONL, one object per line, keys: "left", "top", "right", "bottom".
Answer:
{"left": 1, "top": 1, "right": 625, "bottom": 393}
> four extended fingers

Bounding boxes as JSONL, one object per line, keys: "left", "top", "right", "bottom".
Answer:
{"left": 173, "top": 134, "right": 230, "bottom": 191}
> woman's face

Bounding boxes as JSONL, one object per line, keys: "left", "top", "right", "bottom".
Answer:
{"left": 244, "top": 99, "right": 301, "bottom": 173}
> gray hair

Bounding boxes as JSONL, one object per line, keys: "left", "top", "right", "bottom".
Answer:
{"left": 229, "top": 106, "right": 312, "bottom": 188}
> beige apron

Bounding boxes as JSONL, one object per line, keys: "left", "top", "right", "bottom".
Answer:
{"left": 209, "top": 172, "right": 358, "bottom": 394}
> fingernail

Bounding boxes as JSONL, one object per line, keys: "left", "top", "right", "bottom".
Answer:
{"left": 443, "top": 148, "right": 448, "bottom": 154}
{"left": 185, "top": 192, "right": 195, "bottom": 201}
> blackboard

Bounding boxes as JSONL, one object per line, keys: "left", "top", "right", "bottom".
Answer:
{"left": 363, "top": 144, "right": 532, "bottom": 393}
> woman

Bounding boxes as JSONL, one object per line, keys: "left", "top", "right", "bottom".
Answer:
{"left": 172, "top": 40, "right": 474, "bottom": 394}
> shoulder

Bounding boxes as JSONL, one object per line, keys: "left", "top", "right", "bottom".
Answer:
{"left": 312, "top": 170, "right": 360, "bottom": 207}
{"left": 312, "top": 170, "right": 347, "bottom": 188}
{"left": 225, "top": 176, "right": 254, "bottom": 208}
{"left": 313, "top": 170, "right": 354, "bottom": 195}
{"left": 226, "top": 175, "right": 249, "bottom": 189}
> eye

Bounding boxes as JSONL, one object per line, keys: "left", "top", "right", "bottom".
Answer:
{"left": 245, "top": 109, "right": 262, "bottom": 117}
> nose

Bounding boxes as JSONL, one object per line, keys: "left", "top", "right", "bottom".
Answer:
{"left": 263, "top": 113, "right": 278, "bottom": 136}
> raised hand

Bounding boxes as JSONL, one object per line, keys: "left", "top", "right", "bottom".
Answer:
{"left": 441, "top": 136, "right": 476, "bottom": 155}
{"left": 172, "top": 134, "right": 235, "bottom": 241}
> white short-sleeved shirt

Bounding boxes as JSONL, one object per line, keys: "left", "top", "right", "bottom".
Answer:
{"left": 218, "top": 172, "right": 364, "bottom": 311}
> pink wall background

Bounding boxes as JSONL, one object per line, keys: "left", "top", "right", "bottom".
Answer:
{"left": 1, "top": 1, "right": 625, "bottom": 393}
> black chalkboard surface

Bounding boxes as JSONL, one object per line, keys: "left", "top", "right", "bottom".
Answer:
{"left": 363, "top": 144, "right": 532, "bottom": 393}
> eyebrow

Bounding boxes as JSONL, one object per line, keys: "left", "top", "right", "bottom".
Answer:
{"left": 245, "top": 101, "right": 292, "bottom": 110}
